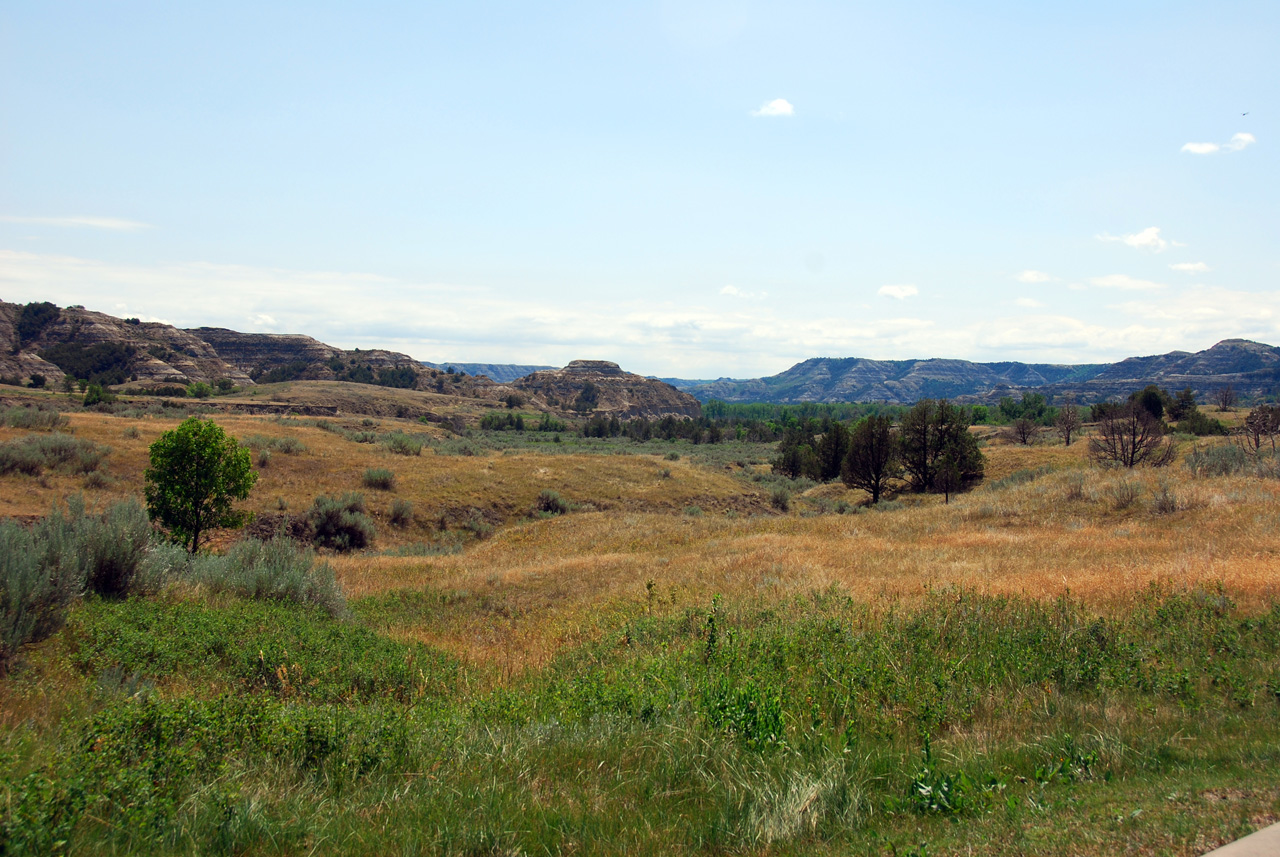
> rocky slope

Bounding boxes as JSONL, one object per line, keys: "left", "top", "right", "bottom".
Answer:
{"left": 422, "top": 362, "right": 554, "bottom": 383}
{"left": 514, "top": 360, "right": 701, "bottom": 419}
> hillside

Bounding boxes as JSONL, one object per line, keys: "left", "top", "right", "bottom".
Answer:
{"left": 422, "top": 361, "right": 555, "bottom": 382}
{"left": 680, "top": 339, "right": 1280, "bottom": 404}
{"left": 513, "top": 360, "right": 701, "bottom": 419}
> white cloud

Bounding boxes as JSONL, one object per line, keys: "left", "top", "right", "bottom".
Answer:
{"left": 1181, "top": 132, "right": 1256, "bottom": 155}
{"left": 1014, "top": 297, "right": 1044, "bottom": 308}
{"left": 1015, "top": 270, "right": 1053, "bottom": 283}
{"left": 751, "top": 98, "right": 794, "bottom": 117}
{"left": 720, "top": 284, "right": 766, "bottom": 301}
{"left": 0, "top": 215, "right": 150, "bottom": 231}
{"left": 5, "top": 250, "right": 1278, "bottom": 376}
{"left": 1089, "top": 274, "right": 1166, "bottom": 291}
{"left": 249, "top": 313, "right": 277, "bottom": 327}
{"left": 877, "top": 284, "right": 918, "bottom": 300}
{"left": 1096, "top": 226, "right": 1171, "bottom": 252}
{"left": 1169, "top": 262, "right": 1210, "bottom": 273}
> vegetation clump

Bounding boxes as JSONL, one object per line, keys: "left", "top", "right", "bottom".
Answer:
{"left": 305, "top": 493, "right": 375, "bottom": 551}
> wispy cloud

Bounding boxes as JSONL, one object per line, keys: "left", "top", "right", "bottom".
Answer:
{"left": 1181, "top": 132, "right": 1256, "bottom": 155}
{"left": 751, "top": 98, "right": 794, "bottom": 117}
{"left": 0, "top": 215, "right": 151, "bottom": 231}
{"left": 719, "top": 284, "right": 767, "bottom": 301}
{"left": 1089, "top": 274, "right": 1166, "bottom": 291}
{"left": 1014, "top": 297, "right": 1044, "bottom": 308}
{"left": 877, "top": 284, "right": 918, "bottom": 300}
{"left": 1096, "top": 226, "right": 1171, "bottom": 253}
{"left": 1169, "top": 262, "right": 1209, "bottom": 273}
{"left": 1015, "top": 270, "right": 1054, "bottom": 284}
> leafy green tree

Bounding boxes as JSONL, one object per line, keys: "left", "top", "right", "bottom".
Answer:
{"left": 816, "top": 421, "right": 850, "bottom": 482}
{"left": 899, "top": 399, "right": 984, "bottom": 493}
{"left": 841, "top": 415, "right": 899, "bottom": 503}
{"left": 144, "top": 417, "right": 257, "bottom": 553}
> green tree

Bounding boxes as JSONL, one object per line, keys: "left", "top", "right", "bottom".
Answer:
{"left": 841, "top": 414, "right": 899, "bottom": 503}
{"left": 899, "top": 399, "right": 984, "bottom": 493}
{"left": 144, "top": 417, "right": 257, "bottom": 553}
{"left": 815, "top": 421, "right": 850, "bottom": 482}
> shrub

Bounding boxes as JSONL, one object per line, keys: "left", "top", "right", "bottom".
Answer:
{"left": 0, "top": 433, "right": 107, "bottom": 476}
{"left": 684, "top": 505, "right": 704, "bottom": 517}
{"left": 187, "top": 382, "right": 213, "bottom": 399}
{"left": 665, "top": 451, "right": 680, "bottom": 461}
{"left": 1151, "top": 481, "right": 1180, "bottom": 515}
{"left": 122, "top": 425, "right": 139, "bottom": 439}
{"left": 0, "top": 405, "right": 68, "bottom": 431}
{"left": 1105, "top": 479, "right": 1142, "bottom": 511}
{"left": 1184, "top": 444, "right": 1248, "bottom": 477}
{"left": 0, "top": 498, "right": 161, "bottom": 671}
{"left": 389, "top": 498, "right": 414, "bottom": 527}
{"left": 770, "top": 486, "right": 791, "bottom": 512}
{"left": 190, "top": 537, "right": 346, "bottom": 616}
{"left": 256, "top": 448, "right": 272, "bottom": 468}
{"left": 536, "top": 490, "right": 571, "bottom": 516}
{"left": 306, "top": 493, "right": 375, "bottom": 551}
{"left": 383, "top": 432, "right": 423, "bottom": 456}
{"left": 363, "top": 468, "right": 396, "bottom": 490}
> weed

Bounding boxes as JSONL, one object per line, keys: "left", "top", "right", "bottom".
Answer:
{"left": 363, "top": 468, "right": 396, "bottom": 490}
{"left": 389, "top": 498, "right": 414, "bottom": 527}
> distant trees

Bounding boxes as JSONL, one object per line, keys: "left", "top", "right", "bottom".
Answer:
{"left": 1088, "top": 403, "right": 1175, "bottom": 468}
{"left": 768, "top": 401, "right": 983, "bottom": 502}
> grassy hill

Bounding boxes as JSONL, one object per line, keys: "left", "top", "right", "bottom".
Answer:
{"left": 1, "top": 388, "right": 1277, "bottom": 855}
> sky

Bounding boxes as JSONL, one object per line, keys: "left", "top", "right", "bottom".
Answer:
{"left": 1, "top": 1, "right": 1277, "bottom": 378}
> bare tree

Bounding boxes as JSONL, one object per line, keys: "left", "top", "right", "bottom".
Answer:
{"left": 1214, "top": 384, "right": 1237, "bottom": 412}
{"left": 1004, "top": 417, "right": 1041, "bottom": 445}
{"left": 1088, "top": 403, "right": 1176, "bottom": 468}
{"left": 1055, "top": 396, "right": 1082, "bottom": 446}
{"left": 1238, "top": 403, "right": 1280, "bottom": 456}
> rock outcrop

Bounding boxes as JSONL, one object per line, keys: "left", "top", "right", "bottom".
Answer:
{"left": 0, "top": 302, "right": 251, "bottom": 387}
{"left": 515, "top": 360, "right": 701, "bottom": 419}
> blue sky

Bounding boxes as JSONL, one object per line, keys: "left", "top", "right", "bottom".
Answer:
{"left": 1, "top": 1, "right": 1276, "bottom": 377}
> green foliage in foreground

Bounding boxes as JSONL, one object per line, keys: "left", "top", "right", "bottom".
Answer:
{"left": 4, "top": 585, "right": 1278, "bottom": 854}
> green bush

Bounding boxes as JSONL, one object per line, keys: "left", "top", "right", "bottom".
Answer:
{"left": 389, "top": 498, "right": 414, "bottom": 527}
{"left": 186, "top": 382, "right": 213, "bottom": 399}
{"left": 770, "top": 486, "right": 790, "bottom": 512}
{"left": 306, "top": 493, "right": 375, "bottom": 551}
{"left": 1185, "top": 443, "right": 1249, "bottom": 477}
{"left": 0, "top": 498, "right": 157, "bottom": 671}
{"left": 382, "top": 432, "right": 423, "bottom": 456}
{"left": 535, "top": 490, "right": 571, "bottom": 516}
{"left": 0, "top": 433, "right": 107, "bottom": 476}
{"left": 363, "top": 468, "right": 396, "bottom": 490}
{"left": 0, "top": 405, "right": 68, "bottom": 431}
{"left": 190, "top": 538, "right": 346, "bottom": 616}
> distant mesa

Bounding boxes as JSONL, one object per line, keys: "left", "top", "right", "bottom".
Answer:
{"left": 514, "top": 360, "right": 700, "bottom": 420}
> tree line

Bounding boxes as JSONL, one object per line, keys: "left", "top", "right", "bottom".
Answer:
{"left": 771, "top": 399, "right": 984, "bottom": 503}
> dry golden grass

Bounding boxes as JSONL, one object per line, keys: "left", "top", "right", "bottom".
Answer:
{"left": 335, "top": 456, "right": 1280, "bottom": 673}
{"left": 5, "top": 404, "right": 1278, "bottom": 677}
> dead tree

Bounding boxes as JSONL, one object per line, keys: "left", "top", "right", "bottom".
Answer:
{"left": 1055, "top": 397, "right": 1082, "bottom": 446}
{"left": 1088, "top": 403, "right": 1176, "bottom": 468}
{"left": 1214, "top": 384, "right": 1237, "bottom": 412}
{"left": 1238, "top": 403, "right": 1280, "bottom": 456}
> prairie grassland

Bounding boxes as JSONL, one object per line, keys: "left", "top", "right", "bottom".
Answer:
{"left": 2, "top": 399, "right": 1280, "bottom": 856}
{"left": 0, "top": 408, "right": 769, "bottom": 530}
{"left": 334, "top": 459, "right": 1280, "bottom": 674}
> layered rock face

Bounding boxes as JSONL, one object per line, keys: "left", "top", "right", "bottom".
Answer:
{"left": 514, "top": 360, "right": 701, "bottom": 419}
{"left": 0, "top": 303, "right": 251, "bottom": 387}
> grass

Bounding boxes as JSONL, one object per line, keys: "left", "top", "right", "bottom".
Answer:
{"left": 2, "top": 405, "right": 1280, "bottom": 853}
